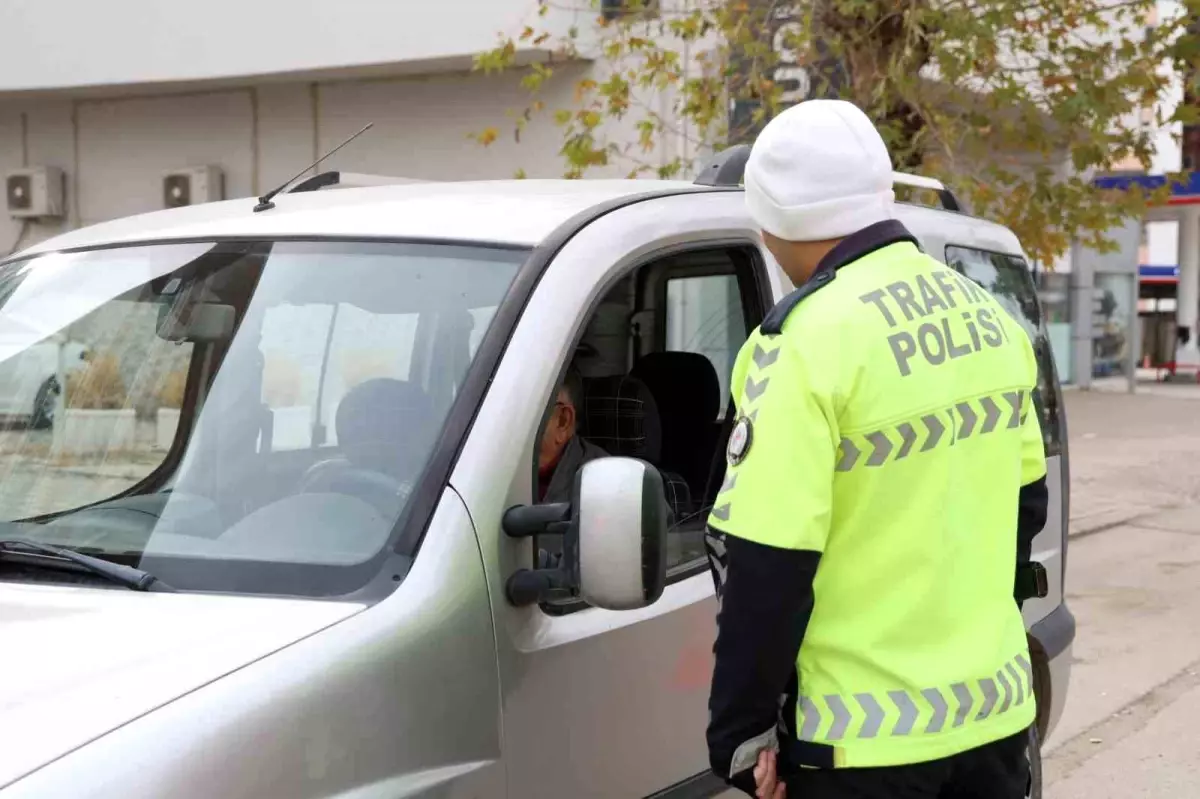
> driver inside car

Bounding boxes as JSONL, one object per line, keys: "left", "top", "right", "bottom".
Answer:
{"left": 537, "top": 364, "right": 608, "bottom": 505}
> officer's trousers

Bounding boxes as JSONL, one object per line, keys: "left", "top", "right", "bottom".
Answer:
{"left": 785, "top": 728, "right": 1030, "bottom": 799}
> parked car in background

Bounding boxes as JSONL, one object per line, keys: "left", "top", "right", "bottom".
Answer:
{"left": 0, "top": 337, "right": 90, "bottom": 428}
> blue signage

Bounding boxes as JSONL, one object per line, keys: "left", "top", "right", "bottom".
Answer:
{"left": 1139, "top": 264, "right": 1179, "bottom": 282}
{"left": 1094, "top": 172, "right": 1200, "bottom": 200}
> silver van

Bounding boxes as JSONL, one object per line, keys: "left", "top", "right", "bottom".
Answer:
{"left": 0, "top": 161, "right": 1072, "bottom": 798}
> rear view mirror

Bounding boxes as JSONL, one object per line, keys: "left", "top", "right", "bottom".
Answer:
{"left": 157, "top": 302, "right": 235, "bottom": 343}
{"left": 501, "top": 457, "right": 668, "bottom": 610}
{"left": 573, "top": 458, "right": 667, "bottom": 610}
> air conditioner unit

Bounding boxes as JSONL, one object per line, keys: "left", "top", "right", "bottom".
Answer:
{"left": 163, "top": 166, "right": 224, "bottom": 209}
{"left": 5, "top": 166, "right": 66, "bottom": 220}
{"left": 600, "top": 0, "right": 660, "bottom": 20}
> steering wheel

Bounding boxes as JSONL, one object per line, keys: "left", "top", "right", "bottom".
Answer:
{"left": 297, "top": 458, "right": 412, "bottom": 520}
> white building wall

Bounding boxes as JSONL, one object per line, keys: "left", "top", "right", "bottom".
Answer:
{"left": 0, "top": 0, "right": 575, "bottom": 93}
{"left": 0, "top": 64, "right": 661, "bottom": 255}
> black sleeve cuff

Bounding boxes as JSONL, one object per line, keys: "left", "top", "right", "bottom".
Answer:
{"left": 707, "top": 531, "right": 821, "bottom": 783}
{"left": 1015, "top": 476, "right": 1049, "bottom": 608}
{"left": 1016, "top": 476, "right": 1049, "bottom": 567}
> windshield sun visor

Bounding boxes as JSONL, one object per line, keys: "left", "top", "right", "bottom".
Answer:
{"left": 0, "top": 243, "right": 215, "bottom": 365}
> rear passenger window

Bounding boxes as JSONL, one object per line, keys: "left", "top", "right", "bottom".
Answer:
{"left": 946, "top": 246, "right": 1064, "bottom": 456}
{"left": 664, "top": 274, "right": 746, "bottom": 413}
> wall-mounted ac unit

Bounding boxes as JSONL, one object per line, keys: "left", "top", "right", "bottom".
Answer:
{"left": 601, "top": 0, "right": 661, "bottom": 20}
{"left": 5, "top": 166, "right": 65, "bottom": 220}
{"left": 163, "top": 166, "right": 224, "bottom": 209}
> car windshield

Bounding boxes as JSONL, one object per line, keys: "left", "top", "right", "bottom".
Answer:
{"left": 0, "top": 240, "right": 525, "bottom": 597}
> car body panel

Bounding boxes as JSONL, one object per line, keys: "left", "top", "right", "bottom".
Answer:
{"left": 0, "top": 583, "right": 361, "bottom": 789}
{"left": 1042, "top": 621, "right": 1075, "bottom": 739}
{"left": 4, "top": 488, "right": 504, "bottom": 799}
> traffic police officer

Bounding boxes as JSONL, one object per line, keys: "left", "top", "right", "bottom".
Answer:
{"left": 705, "top": 99, "right": 1050, "bottom": 798}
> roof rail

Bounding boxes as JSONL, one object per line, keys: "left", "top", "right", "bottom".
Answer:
{"left": 289, "top": 171, "right": 430, "bottom": 193}
{"left": 892, "top": 172, "right": 961, "bottom": 212}
{"left": 693, "top": 145, "right": 751, "bottom": 187}
{"left": 692, "top": 145, "right": 962, "bottom": 212}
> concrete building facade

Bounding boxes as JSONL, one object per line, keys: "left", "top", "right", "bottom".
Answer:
{"left": 0, "top": 0, "right": 690, "bottom": 254}
{"left": 3, "top": 0, "right": 1192, "bottom": 392}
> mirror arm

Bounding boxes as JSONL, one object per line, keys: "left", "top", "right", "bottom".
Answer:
{"left": 501, "top": 502, "right": 580, "bottom": 607}
{"left": 505, "top": 567, "right": 575, "bottom": 607}
{"left": 502, "top": 503, "right": 570, "bottom": 539}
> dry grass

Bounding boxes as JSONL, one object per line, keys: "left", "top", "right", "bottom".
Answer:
{"left": 65, "top": 353, "right": 128, "bottom": 410}
{"left": 157, "top": 369, "right": 188, "bottom": 409}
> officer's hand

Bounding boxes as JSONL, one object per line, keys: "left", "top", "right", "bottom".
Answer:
{"left": 753, "top": 749, "right": 786, "bottom": 799}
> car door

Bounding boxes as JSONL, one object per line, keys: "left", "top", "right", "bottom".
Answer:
{"left": 449, "top": 190, "right": 782, "bottom": 798}
{"left": 943, "top": 244, "right": 1068, "bottom": 624}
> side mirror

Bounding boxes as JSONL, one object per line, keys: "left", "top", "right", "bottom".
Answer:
{"left": 573, "top": 457, "right": 668, "bottom": 610}
{"left": 501, "top": 456, "right": 668, "bottom": 610}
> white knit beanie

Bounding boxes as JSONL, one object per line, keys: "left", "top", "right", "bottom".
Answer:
{"left": 744, "top": 99, "right": 896, "bottom": 243}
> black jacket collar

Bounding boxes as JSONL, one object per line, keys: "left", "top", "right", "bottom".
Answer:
{"left": 761, "top": 220, "right": 919, "bottom": 334}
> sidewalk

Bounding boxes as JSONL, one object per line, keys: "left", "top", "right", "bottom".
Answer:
{"left": 1065, "top": 383, "right": 1200, "bottom": 536}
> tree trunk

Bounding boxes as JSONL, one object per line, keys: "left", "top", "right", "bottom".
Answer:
{"left": 813, "top": 0, "right": 935, "bottom": 170}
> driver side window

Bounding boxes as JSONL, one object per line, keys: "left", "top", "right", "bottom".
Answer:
{"left": 533, "top": 245, "right": 763, "bottom": 588}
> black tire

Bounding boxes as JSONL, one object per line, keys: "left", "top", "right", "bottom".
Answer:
{"left": 31, "top": 377, "right": 59, "bottom": 430}
{"left": 1026, "top": 724, "right": 1043, "bottom": 799}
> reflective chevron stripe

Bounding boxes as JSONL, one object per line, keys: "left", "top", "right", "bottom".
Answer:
{"left": 752, "top": 343, "right": 780, "bottom": 369}
{"left": 836, "top": 390, "right": 1026, "bottom": 472}
{"left": 743, "top": 376, "right": 769, "bottom": 402}
{"left": 739, "top": 342, "right": 782, "bottom": 407}
{"left": 703, "top": 530, "right": 728, "bottom": 602}
{"left": 708, "top": 339, "right": 782, "bottom": 528}
{"left": 795, "top": 652, "right": 1034, "bottom": 743}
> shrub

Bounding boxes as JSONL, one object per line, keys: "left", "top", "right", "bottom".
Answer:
{"left": 157, "top": 369, "right": 188, "bottom": 409}
{"left": 65, "top": 353, "right": 128, "bottom": 410}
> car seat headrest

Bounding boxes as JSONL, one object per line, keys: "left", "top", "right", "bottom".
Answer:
{"left": 581, "top": 374, "right": 662, "bottom": 463}
{"left": 335, "top": 378, "right": 434, "bottom": 475}
{"left": 632, "top": 351, "right": 722, "bottom": 423}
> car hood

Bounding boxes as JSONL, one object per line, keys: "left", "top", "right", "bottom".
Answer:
{"left": 0, "top": 582, "right": 361, "bottom": 789}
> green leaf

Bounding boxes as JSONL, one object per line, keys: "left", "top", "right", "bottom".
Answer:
{"left": 470, "top": 0, "right": 1187, "bottom": 255}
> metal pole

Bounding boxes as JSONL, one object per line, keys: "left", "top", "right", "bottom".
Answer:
{"left": 51, "top": 330, "right": 67, "bottom": 452}
{"left": 1178, "top": 207, "right": 1200, "bottom": 371}
{"left": 1069, "top": 240, "right": 1094, "bottom": 389}
{"left": 1128, "top": 271, "right": 1140, "bottom": 393}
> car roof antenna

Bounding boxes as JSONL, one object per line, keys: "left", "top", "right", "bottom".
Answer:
{"left": 253, "top": 122, "right": 375, "bottom": 213}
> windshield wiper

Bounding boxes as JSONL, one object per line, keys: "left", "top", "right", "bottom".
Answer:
{"left": 0, "top": 539, "right": 175, "bottom": 592}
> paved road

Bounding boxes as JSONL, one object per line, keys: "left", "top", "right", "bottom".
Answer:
{"left": 0, "top": 419, "right": 160, "bottom": 518}
{"left": 1044, "top": 384, "right": 1200, "bottom": 796}
{"left": 715, "top": 384, "right": 1200, "bottom": 798}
